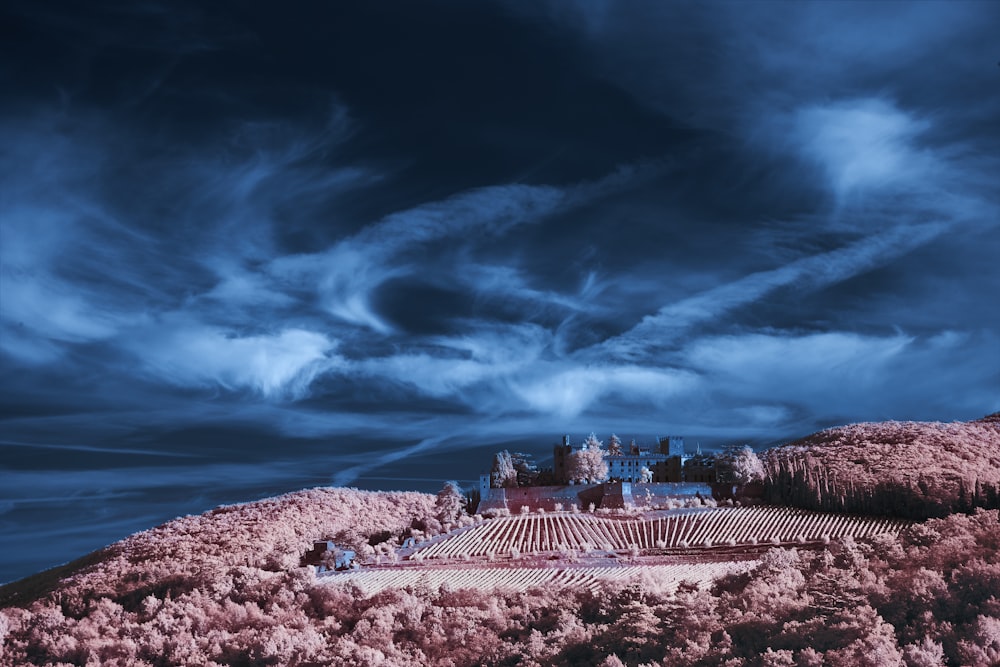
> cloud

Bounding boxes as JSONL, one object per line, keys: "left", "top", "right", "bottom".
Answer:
{"left": 320, "top": 320, "right": 699, "bottom": 422}
{"left": 590, "top": 90, "right": 997, "bottom": 364}
{"left": 687, "top": 331, "right": 912, "bottom": 389}
{"left": 0, "top": 126, "right": 136, "bottom": 363}
{"left": 269, "top": 163, "right": 658, "bottom": 334}
{"left": 200, "top": 269, "right": 295, "bottom": 308}
{"left": 789, "top": 98, "right": 932, "bottom": 203}
{"left": 459, "top": 263, "right": 596, "bottom": 315}
{"left": 509, "top": 364, "right": 697, "bottom": 420}
{"left": 128, "top": 322, "right": 339, "bottom": 398}
{"left": 270, "top": 183, "right": 574, "bottom": 333}
{"left": 0, "top": 262, "right": 119, "bottom": 363}
{"left": 541, "top": 2, "right": 997, "bottom": 130}
{"left": 331, "top": 435, "right": 450, "bottom": 487}
{"left": 595, "top": 220, "right": 948, "bottom": 362}
{"left": 681, "top": 330, "right": 1000, "bottom": 425}
{"left": 354, "top": 323, "right": 549, "bottom": 399}
{"left": 0, "top": 108, "right": 361, "bottom": 377}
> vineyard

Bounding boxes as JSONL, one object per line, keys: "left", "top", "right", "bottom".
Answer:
{"left": 323, "top": 561, "right": 758, "bottom": 595}
{"left": 412, "top": 506, "right": 906, "bottom": 560}
{"left": 317, "top": 506, "right": 906, "bottom": 596}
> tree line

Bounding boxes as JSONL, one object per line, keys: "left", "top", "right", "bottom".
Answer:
{"left": 760, "top": 419, "right": 1000, "bottom": 519}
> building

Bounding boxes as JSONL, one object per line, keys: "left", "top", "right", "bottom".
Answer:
{"left": 556, "top": 435, "right": 694, "bottom": 484}
{"left": 301, "top": 541, "right": 356, "bottom": 572}
{"left": 476, "top": 475, "right": 713, "bottom": 514}
{"left": 478, "top": 435, "right": 732, "bottom": 513}
{"left": 683, "top": 454, "right": 717, "bottom": 484}
{"left": 552, "top": 435, "right": 573, "bottom": 484}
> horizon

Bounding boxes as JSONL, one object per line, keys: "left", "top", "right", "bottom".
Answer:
{"left": 2, "top": 1, "right": 999, "bottom": 583}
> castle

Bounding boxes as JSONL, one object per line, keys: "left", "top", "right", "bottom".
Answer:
{"left": 554, "top": 435, "right": 705, "bottom": 484}
{"left": 478, "top": 434, "right": 725, "bottom": 513}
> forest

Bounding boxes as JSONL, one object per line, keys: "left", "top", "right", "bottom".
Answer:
{"left": 762, "top": 416, "right": 1000, "bottom": 518}
{"left": 1, "top": 417, "right": 999, "bottom": 666}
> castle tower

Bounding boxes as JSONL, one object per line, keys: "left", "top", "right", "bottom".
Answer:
{"left": 659, "top": 435, "right": 685, "bottom": 458}
{"left": 553, "top": 435, "right": 573, "bottom": 484}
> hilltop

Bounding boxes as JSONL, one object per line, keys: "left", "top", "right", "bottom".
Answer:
{"left": 762, "top": 416, "right": 1000, "bottom": 518}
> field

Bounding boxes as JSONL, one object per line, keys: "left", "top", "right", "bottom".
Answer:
{"left": 318, "top": 506, "right": 905, "bottom": 595}
{"left": 322, "top": 560, "right": 759, "bottom": 595}
{"left": 411, "top": 506, "right": 905, "bottom": 560}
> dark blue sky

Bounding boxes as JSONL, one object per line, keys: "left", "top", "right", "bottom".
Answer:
{"left": 2, "top": 1, "right": 999, "bottom": 582}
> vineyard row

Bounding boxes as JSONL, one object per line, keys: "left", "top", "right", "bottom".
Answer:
{"left": 322, "top": 561, "right": 758, "bottom": 595}
{"left": 413, "top": 506, "right": 906, "bottom": 560}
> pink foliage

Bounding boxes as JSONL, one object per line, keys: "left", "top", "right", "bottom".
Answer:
{"left": 4, "top": 507, "right": 998, "bottom": 665}
{"left": 762, "top": 418, "right": 1000, "bottom": 518}
{"left": 3, "top": 421, "right": 1000, "bottom": 666}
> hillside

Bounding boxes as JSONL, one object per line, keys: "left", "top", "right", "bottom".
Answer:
{"left": 3, "top": 418, "right": 1000, "bottom": 665}
{"left": 1, "top": 494, "right": 998, "bottom": 666}
{"left": 0, "top": 487, "right": 435, "bottom": 612}
{"left": 762, "top": 416, "right": 1000, "bottom": 518}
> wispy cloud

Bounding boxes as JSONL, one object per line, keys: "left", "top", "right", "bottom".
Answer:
{"left": 596, "top": 220, "right": 947, "bottom": 362}
{"left": 681, "top": 329, "right": 1000, "bottom": 425}
{"left": 508, "top": 364, "right": 698, "bottom": 420}
{"left": 270, "top": 163, "right": 658, "bottom": 334}
{"left": 331, "top": 435, "right": 451, "bottom": 487}
{"left": 351, "top": 323, "right": 548, "bottom": 400}
{"left": 787, "top": 98, "right": 933, "bottom": 207}
{"left": 593, "top": 94, "right": 997, "bottom": 363}
{"left": 0, "top": 439, "right": 203, "bottom": 459}
{"left": 0, "top": 109, "right": 360, "bottom": 397}
{"left": 126, "top": 321, "right": 339, "bottom": 398}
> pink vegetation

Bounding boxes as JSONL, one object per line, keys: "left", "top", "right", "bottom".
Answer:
{"left": 763, "top": 418, "right": 1000, "bottom": 518}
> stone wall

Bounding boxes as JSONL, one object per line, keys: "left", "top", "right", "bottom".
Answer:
{"left": 478, "top": 481, "right": 715, "bottom": 513}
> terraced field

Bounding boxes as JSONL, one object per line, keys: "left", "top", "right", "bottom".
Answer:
{"left": 323, "top": 560, "right": 758, "bottom": 595}
{"left": 317, "top": 507, "right": 905, "bottom": 595}
{"left": 413, "top": 506, "right": 906, "bottom": 560}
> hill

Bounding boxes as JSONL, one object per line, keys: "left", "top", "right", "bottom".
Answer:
{"left": 0, "top": 487, "right": 435, "bottom": 612}
{"left": 762, "top": 417, "right": 1000, "bottom": 518}
{"left": 2, "top": 496, "right": 998, "bottom": 666}
{"left": 3, "top": 417, "right": 1000, "bottom": 665}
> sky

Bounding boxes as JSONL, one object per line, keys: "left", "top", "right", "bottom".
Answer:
{"left": 1, "top": 1, "right": 999, "bottom": 582}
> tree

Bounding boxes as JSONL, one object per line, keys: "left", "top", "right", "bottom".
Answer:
{"left": 491, "top": 450, "right": 517, "bottom": 488}
{"left": 435, "top": 481, "right": 466, "bottom": 524}
{"left": 719, "top": 445, "right": 765, "bottom": 485}
{"left": 464, "top": 487, "right": 481, "bottom": 515}
{"left": 608, "top": 434, "right": 623, "bottom": 457}
{"left": 902, "top": 638, "right": 946, "bottom": 667}
{"left": 511, "top": 452, "right": 539, "bottom": 487}
{"left": 732, "top": 446, "right": 765, "bottom": 484}
{"left": 568, "top": 433, "right": 609, "bottom": 483}
{"left": 639, "top": 466, "right": 653, "bottom": 483}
